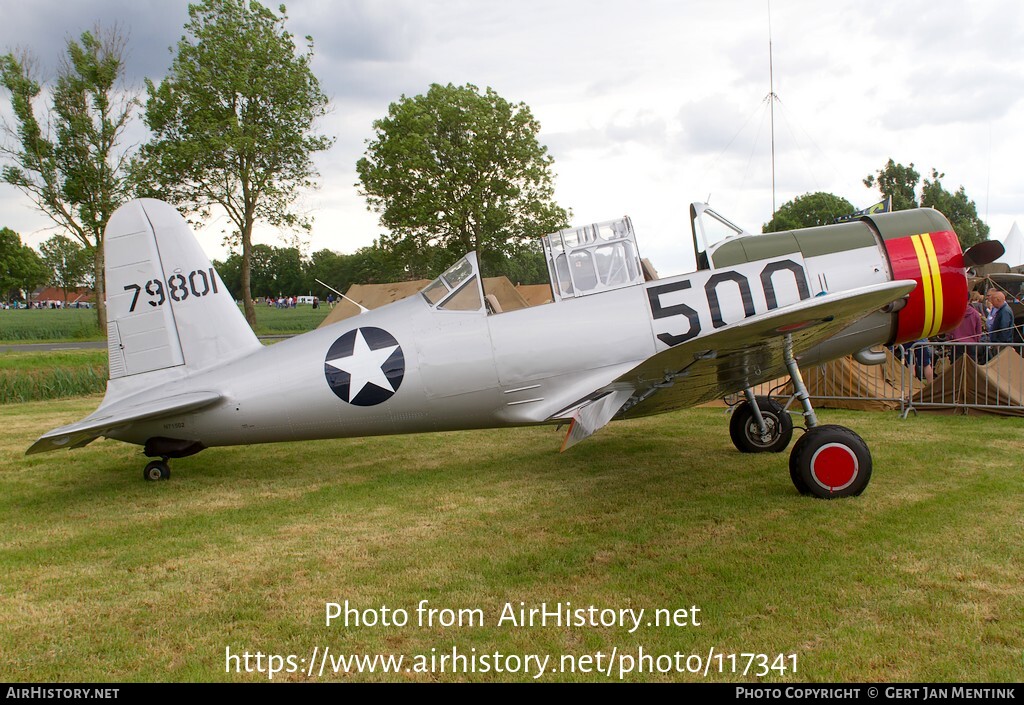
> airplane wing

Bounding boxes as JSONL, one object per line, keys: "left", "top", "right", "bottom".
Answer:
{"left": 26, "top": 390, "right": 222, "bottom": 455}
{"left": 556, "top": 280, "right": 915, "bottom": 448}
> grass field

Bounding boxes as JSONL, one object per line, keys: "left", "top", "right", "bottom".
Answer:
{"left": 2, "top": 401, "right": 1021, "bottom": 682}
{"left": 0, "top": 304, "right": 333, "bottom": 404}
{"left": 0, "top": 350, "right": 107, "bottom": 404}
{"left": 0, "top": 308, "right": 103, "bottom": 342}
{"left": 0, "top": 304, "right": 331, "bottom": 342}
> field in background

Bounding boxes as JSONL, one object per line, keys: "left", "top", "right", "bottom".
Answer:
{"left": 0, "top": 304, "right": 332, "bottom": 343}
{"left": 0, "top": 308, "right": 103, "bottom": 342}
{"left": 3, "top": 401, "right": 1021, "bottom": 682}
{"left": 0, "top": 304, "right": 336, "bottom": 403}
{"left": 0, "top": 349, "right": 107, "bottom": 403}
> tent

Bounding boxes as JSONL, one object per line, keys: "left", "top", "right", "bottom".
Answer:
{"left": 995, "top": 222, "right": 1024, "bottom": 268}
{"left": 911, "top": 346, "right": 1024, "bottom": 416}
{"left": 746, "top": 349, "right": 923, "bottom": 411}
{"left": 515, "top": 284, "right": 554, "bottom": 307}
{"left": 318, "top": 280, "right": 430, "bottom": 328}
{"left": 800, "top": 349, "right": 923, "bottom": 411}
{"left": 317, "top": 276, "right": 534, "bottom": 328}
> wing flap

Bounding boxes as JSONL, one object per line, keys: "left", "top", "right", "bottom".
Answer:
{"left": 560, "top": 388, "right": 633, "bottom": 452}
{"left": 26, "top": 390, "right": 222, "bottom": 455}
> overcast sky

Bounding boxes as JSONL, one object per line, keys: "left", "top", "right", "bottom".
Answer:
{"left": 2, "top": 0, "right": 1022, "bottom": 275}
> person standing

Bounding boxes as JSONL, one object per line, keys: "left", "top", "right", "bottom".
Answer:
{"left": 949, "top": 299, "right": 984, "bottom": 361}
{"left": 987, "top": 290, "right": 1014, "bottom": 343}
{"left": 984, "top": 290, "right": 1015, "bottom": 363}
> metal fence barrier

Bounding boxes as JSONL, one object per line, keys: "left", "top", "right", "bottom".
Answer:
{"left": 898, "top": 340, "right": 1024, "bottom": 417}
{"left": 735, "top": 340, "right": 1024, "bottom": 417}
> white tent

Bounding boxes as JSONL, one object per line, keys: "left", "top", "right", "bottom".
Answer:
{"left": 995, "top": 221, "right": 1024, "bottom": 267}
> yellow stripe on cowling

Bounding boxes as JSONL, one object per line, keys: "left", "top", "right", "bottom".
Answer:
{"left": 921, "top": 233, "right": 944, "bottom": 337}
{"left": 910, "top": 234, "right": 934, "bottom": 339}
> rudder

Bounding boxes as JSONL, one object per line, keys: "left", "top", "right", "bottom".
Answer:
{"left": 104, "top": 199, "right": 261, "bottom": 381}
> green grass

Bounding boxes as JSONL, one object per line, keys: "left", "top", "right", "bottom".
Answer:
{"left": 248, "top": 303, "right": 331, "bottom": 335}
{"left": 0, "top": 303, "right": 329, "bottom": 404}
{"left": 2, "top": 403, "right": 1021, "bottom": 682}
{"left": 0, "top": 350, "right": 108, "bottom": 403}
{"left": 0, "top": 305, "right": 330, "bottom": 343}
{"left": 0, "top": 305, "right": 327, "bottom": 344}
{"left": 0, "top": 308, "right": 103, "bottom": 342}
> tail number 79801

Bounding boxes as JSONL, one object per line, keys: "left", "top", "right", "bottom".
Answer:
{"left": 123, "top": 267, "right": 220, "bottom": 312}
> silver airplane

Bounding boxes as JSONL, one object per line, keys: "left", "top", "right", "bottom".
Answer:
{"left": 29, "top": 198, "right": 994, "bottom": 498}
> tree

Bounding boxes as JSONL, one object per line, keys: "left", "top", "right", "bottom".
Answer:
{"left": 217, "top": 243, "right": 308, "bottom": 299}
{"left": 764, "top": 192, "right": 856, "bottom": 233}
{"left": 0, "top": 28, "right": 137, "bottom": 328}
{"left": 39, "top": 234, "right": 91, "bottom": 305}
{"left": 212, "top": 253, "right": 242, "bottom": 300}
{"left": 864, "top": 159, "right": 989, "bottom": 248}
{"left": 864, "top": 159, "right": 920, "bottom": 211}
{"left": 356, "top": 83, "right": 569, "bottom": 279}
{"left": 0, "top": 227, "right": 47, "bottom": 301}
{"left": 138, "top": 0, "right": 333, "bottom": 328}
{"left": 920, "top": 169, "right": 989, "bottom": 248}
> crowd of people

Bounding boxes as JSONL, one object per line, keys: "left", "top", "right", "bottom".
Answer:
{"left": 897, "top": 286, "right": 1020, "bottom": 381}
{"left": 2, "top": 299, "right": 91, "bottom": 310}
{"left": 256, "top": 295, "right": 321, "bottom": 309}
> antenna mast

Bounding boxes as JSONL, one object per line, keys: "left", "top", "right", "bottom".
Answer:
{"left": 767, "top": 1, "right": 778, "bottom": 218}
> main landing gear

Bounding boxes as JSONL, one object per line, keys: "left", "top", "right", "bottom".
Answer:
{"left": 728, "top": 335, "right": 872, "bottom": 499}
{"left": 143, "top": 458, "right": 171, "bottom": 481}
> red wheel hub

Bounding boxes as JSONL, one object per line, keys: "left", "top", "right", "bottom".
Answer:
{"left": 810, "top": 443, "right": 858, "bottom": 492}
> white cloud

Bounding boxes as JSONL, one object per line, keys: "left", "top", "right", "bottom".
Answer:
{"left": 0, "top": 0, "right": 1021, "bottom": 266}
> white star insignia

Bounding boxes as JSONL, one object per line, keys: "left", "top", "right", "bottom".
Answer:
{"left": 326, "top": 329, "right": 399, "bottom": 401}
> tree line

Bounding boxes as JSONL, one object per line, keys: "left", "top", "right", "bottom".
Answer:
{"left": 0, "top": 0, "right": 992, "bottom": 327}
{"left": 0, "top": 229, "right": 92, "bottom": 304}
{"left": 764, "top": 160, "right": 989, "bottom": 247}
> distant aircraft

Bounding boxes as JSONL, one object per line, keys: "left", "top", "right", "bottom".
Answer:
{"left": 28, "top": 199, "right": 998, "bottom": 498}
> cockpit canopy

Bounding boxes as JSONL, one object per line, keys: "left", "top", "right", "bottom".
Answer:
{"left": 420, "top": 253, "right": 483, "bottom": 311}
{"left": 690, "top": 202, "right": 757, "bottom": 270}
{"left": 418, "top": 206, "right": 762, "bottom": 314}
{"left": 541, "top": 217, "right": 645, "bottom": 302}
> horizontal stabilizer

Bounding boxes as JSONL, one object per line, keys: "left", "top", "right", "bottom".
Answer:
{"left": 26, "top": 390, "right": 222, "bottom": 456}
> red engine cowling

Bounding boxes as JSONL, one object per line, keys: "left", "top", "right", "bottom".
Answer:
{"left": 866, "top": 210, "right": 968, "bottom": 346}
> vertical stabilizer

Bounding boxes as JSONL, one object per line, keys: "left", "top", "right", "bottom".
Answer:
{"left": 105, "top": 199, "right": 261, "bottom": 382}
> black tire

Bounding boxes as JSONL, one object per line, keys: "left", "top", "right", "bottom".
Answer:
{"left": 729, "top": 396, "right": 794, "bottom": 453}
{"left": 789, "top": 425, "right": 871, "bottom": 499}
{"left": 788, "top": 432, "right": 812, "bottom": 495}
{"left": 144, "top": 460, "right": 170, "bottom": 481}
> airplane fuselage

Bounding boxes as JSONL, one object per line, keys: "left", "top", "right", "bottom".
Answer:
{"left": 31, "top": 198, "right": 969, "bottom": 494}
{"left": 109, "top": 224, "right": 923, "bottom": 451}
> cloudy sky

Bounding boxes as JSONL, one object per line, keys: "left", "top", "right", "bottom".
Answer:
{"left": 2, "top": 0, "right": 1022, "bottom": 275}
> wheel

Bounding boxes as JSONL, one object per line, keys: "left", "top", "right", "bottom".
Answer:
{"left": 789, "top": 425, "right": 871, "bottom": 499}
{"left": 729, "top": 396, "right": 794, "bottom": 453}
{"left": 143, "top": 460, "right": 170, "bottom": 481}
{"left": 788, "top": 432, "right": 812, "bottom": 495}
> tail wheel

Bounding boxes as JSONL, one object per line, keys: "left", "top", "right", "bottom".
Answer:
{"left": 144, "top": 460, "right": 171, "bottom": 481}
{"left": 729, "top": 396, "right": 794, "bottom": 453}
{"left": 789, "top": 425, "right": 871, "bottom": 499}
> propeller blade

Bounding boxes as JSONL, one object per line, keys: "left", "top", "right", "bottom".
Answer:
{"left": 963, "top": 239, "right": 1004, "bottom": 267}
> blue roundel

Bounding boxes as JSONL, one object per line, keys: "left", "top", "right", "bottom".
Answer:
{"left": 323, "top": 327, "right": 405, "bottom": 406}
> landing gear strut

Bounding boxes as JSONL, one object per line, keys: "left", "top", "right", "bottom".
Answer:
{"left": 782, "top": 334, "right": 872, "bottom": 499}
{"left": 143, "top": 458, "right": 171, "bottom": 481}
